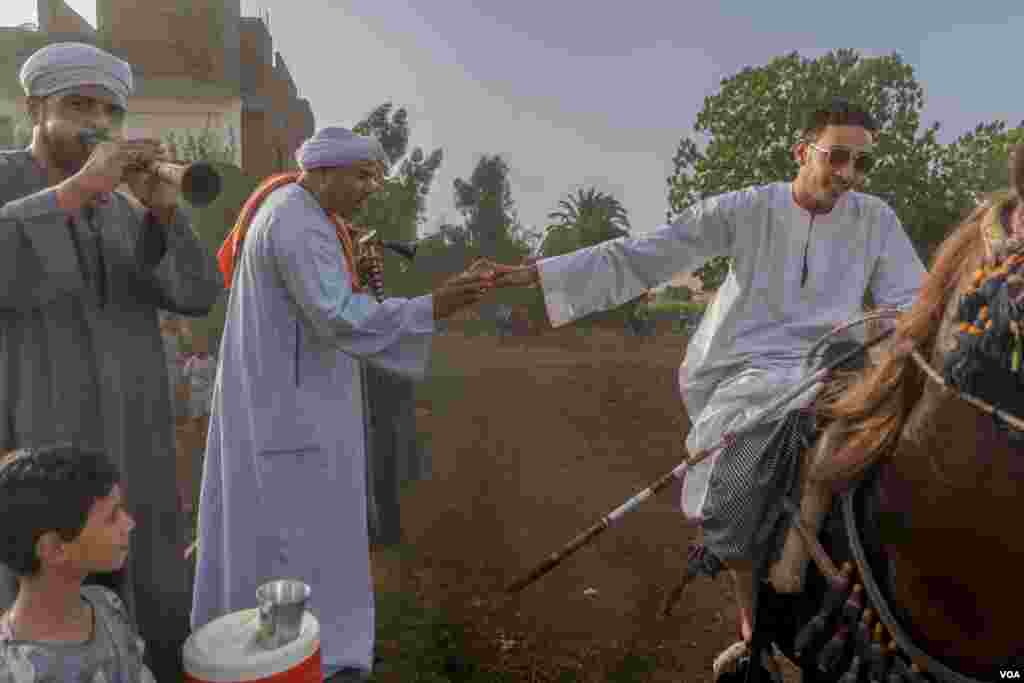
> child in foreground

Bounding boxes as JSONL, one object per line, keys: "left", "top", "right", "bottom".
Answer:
{"left": 0, "top": 444, "right": 156, "bottom": 682}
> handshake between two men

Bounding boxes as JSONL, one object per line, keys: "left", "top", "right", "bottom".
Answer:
{"left": 355, "top": 254, "right": 541, "bottom": 321}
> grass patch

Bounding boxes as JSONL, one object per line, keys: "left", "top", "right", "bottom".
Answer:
{"left": 605, "top": 653, "right": 658, "bottom": 682}
{"left": 373, "top": 587, "right": 515, "bottom": 682}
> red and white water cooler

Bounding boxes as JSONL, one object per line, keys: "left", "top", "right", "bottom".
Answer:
{"left": 183, "top": 609, "right": 322, "bottom": 683}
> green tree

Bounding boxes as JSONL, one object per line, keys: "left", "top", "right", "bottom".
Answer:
{"left": 352, "top": 102, "right": 445, "bottom": 296}
{"left": 165, "top": 123, "right": 238, "bottom": 166}
{"left": 667, "top": 49, "right": 1018, "bottom": 290}
{"left": 542, "top": 187, "right": 630, "bottom": 257}
{"left": 158, "top": 124, "right": 254, "bottom": 351}
{"left": 939, "top": 122, "right": 1024, "bottom": 200}
{"left": 183, "top": 162, "right": 260, "bottom": 352}
{"left": 453, "top": 154, "right": 524, "bottom": 261}
{"left": 538, "top": 187, "right": 643, "bottom": 328}
{"left": 436, "top": 156, "right": 534, "bottom": 320}
{"left": 352, "top": 102, "right": 410, "bottom": 166}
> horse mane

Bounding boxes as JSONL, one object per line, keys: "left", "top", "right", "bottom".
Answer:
{"left": 810, "top": 204, "right": 991, "bottom": 486}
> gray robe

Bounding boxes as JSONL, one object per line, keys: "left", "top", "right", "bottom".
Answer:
{"left": 191, "top": 184, "right": 434, "bottom": 675}
{"left": 0, "top": 149, "right": 223, "bottom": 679}
{"left": 364, "top": 364, "right": 430, "bottom": 547}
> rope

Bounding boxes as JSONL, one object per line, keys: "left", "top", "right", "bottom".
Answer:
{"left": 800, "top": 309, "right": 904, "bottom": 375}
{"left": 909, "top": 349, "right": 1024, "bottom": 432}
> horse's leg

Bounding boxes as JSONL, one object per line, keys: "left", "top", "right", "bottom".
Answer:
{"left": 714, "top": 561, "right": 786, "bottom": 682}
{"left": 768, "top": 424, "right": 841, "bottom": 593}
{"left": 729, "top": 561, "right": 756, "bottom": 642}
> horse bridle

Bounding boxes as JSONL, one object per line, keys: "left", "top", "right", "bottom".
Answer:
{"left": 787, "top": 325, "right": 1022, "bottom": 683}
{"left": 906, "top": 347, "right": 1024, "bottom": 432}
{"left": 841, "top": 475, "right": 992, "bottom": 683}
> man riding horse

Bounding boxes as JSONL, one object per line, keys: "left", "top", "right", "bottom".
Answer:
{"left": 488, "top": 98, "right": 926, "bottom": 677}
{"left": 720, "top": 145, "right": 1024, "bottom": 682}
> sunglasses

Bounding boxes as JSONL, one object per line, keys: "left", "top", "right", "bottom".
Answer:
{"left": 807, "top": 142, "right": 875, "bottom": 174}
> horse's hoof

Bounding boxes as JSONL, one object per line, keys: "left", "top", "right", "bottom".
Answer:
{"left": 713, "top": 641, "right": 749, "bottom": 681}
{"left": 713, "top": 640, "right": 783, "bottom": 683}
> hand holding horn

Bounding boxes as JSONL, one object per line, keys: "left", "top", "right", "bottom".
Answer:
{"left": 73, "top": 129, "right": 222, "bottom": 209}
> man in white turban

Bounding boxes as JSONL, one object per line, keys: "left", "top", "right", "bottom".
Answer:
{"left": 0, "top": 42, "right": 224, "bottom": 679}
{"left": 192, "top": 127, "right": 496, "bottom": 681}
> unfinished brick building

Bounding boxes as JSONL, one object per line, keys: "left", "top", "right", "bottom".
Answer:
{"left": 0, "top": 0, "right": 315, "bottom": 180}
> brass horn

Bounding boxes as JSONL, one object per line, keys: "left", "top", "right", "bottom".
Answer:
{"left": 78, "top": 129, "right": 223, "bottom": 207}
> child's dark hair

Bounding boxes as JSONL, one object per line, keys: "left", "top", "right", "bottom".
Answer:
{"left": 801, "top": 97, "right": 879, "bottom": 142}
{"left": 0, "top": 443, "right": 120, "bottom": 577}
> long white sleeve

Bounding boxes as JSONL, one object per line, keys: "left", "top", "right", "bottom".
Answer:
{"left": 537, "top": 189, "right": 750, "bottom": 327}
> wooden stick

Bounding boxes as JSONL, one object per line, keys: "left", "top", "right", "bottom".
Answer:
{"left": 505, "top": 450, "right": 715, "bottom": 593}
{"left": 505, "top": 335, "right": 890, "bottom": 595}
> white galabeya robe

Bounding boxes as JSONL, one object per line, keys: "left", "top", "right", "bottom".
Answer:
{"left": 190, "top": 184, "right": 434, "bottom": 673}
{"left": 536, "top": 183, "right": 925, "bottom": 519}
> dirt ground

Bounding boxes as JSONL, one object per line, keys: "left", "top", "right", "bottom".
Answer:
{"left": 370, "top": 330, "right": 800, "bottom": 682}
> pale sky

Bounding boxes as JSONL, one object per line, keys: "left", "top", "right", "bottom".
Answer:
{"left": 4, "top": 1, "right": 1024, "bottom": 239}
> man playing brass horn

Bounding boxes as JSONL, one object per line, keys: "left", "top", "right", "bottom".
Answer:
{"left": 0, "top": 42, "right": 224, "bottom": 680}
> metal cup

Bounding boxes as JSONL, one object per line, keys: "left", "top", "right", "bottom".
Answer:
{"left": 256, "top": 579, "right": 311, "bottom": 649}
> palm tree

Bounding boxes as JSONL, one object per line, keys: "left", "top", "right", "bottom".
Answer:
{"left": 541, "top": 187, "right": 630, "bottom": 257}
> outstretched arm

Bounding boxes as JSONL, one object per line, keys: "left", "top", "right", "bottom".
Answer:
{"left": 493, "top": 190, "right": 749, "bottom": 327}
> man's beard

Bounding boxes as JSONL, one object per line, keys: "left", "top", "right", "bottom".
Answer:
{"left": 40, "top": 125, "right": 88, "bottom": 176}
{"left": 813, "top": 175, "right": 852, "bottom": 208}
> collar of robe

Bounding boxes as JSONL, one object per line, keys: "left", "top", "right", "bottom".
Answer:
{"left": 216, "top": 172, "right": 364, "bottom": 293}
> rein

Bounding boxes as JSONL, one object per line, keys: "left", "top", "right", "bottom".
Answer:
{"left": 841, "top": 477, "right": 990, "bottom": 683}
{"left": 907, "top": 348, "right": 1024, "bottom": 432}
{"left": 769, "top": 335, "right": 1024, "bottom": 683}
{"left": 781, "top": 333, "right": 1024, "bottom": 588}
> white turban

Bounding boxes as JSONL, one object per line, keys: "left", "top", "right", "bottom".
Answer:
{"left": 20, "top": 42, "right": 133, "bottom": 110}
{"left": 295, "top": 127, "right": 387, "bottom": 171}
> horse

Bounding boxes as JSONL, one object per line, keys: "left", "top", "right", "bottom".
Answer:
{"left": 710, "top": 145, "right": 1024, "bottom": 682}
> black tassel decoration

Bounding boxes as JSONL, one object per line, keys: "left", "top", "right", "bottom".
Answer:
{"left": 794, "top": 562, "right": 855, "bottom": 657}
{"left": 817, "top": 624, "right": 852, "bottom": 676}
{"left": 838, "top": 654, "right": 864, "bottom": 683}
{"left": 855, "top": 608, "right": 874, "bottom": 651}
{"left": 886, "top": 641, "right": 908, "bottom": 683}
{"left": 842, "top": 584, "right": 865, "bottom": 628}
{"left": 867, "top": 623, "right": 888, "bottom": 682}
